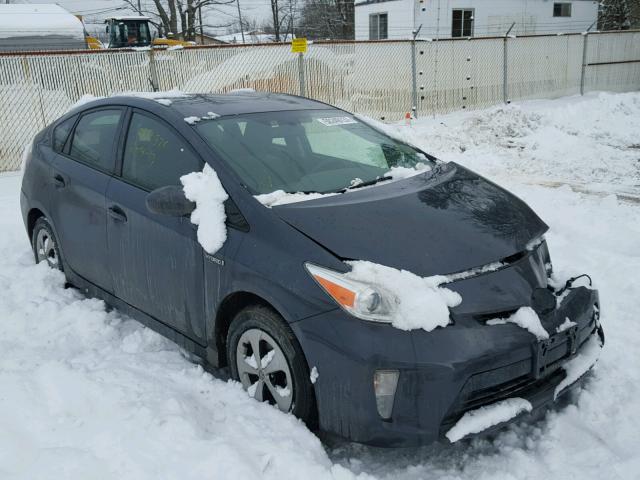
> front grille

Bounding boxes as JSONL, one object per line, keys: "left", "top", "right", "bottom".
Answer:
{"left": 440, "top": 367, "right": 566, "bottom": 434}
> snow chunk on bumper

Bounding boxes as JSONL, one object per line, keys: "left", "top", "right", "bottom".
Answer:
{"left": 446, "top": 397, "right": 533, "bottom": 443}
{"left": 180, "top": 164, "right": 228, "bottom": 254}
{"left": 346, "top": 261, "right": 462, "bottom": 332}
{"left": 487, "top": 306, "right": 550, "bottom": 340}
{"left": 554, "top": 334, "right": 602, "bottom": 399}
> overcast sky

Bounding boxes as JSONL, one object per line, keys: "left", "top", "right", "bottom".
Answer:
{"left": 14, "top": 0, "right": 273, "bottom": 35}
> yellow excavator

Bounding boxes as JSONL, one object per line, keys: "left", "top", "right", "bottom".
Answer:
{"left": 85, "top": 16, "right": 193, "bottom": 50}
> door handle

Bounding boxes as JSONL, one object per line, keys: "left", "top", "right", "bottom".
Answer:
{"left": 108, "top": 206, "right": 127, "bottom": 223}
{"left": 53, "top": 174, "right": 66, "bottom": 188}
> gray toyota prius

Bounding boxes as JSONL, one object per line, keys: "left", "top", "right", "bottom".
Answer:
{"left": 20, "top": 91, "right": 604, "bottom": 446}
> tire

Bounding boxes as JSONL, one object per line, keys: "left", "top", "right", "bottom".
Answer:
{"left": 227, "top": 304, "right": 316, "bottom": 426}
{"left": 31, "top": 217, "right": 63, "bottom": 271}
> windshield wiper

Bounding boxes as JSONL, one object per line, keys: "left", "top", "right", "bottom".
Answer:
{"left": 337, "top": 175, "right": 393, "bottom": 193}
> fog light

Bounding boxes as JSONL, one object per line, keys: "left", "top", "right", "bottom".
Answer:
{"left": 373, "top": 370, "right": 399, "bottom": 420}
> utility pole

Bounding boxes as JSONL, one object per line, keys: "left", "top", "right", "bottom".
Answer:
{"left": 236, "top": 0, "right": 246, "bottom": 44}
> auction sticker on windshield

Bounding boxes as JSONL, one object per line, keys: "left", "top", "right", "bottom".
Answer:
{"left": 317, "top": 117, "right": 358, "bottom": 127}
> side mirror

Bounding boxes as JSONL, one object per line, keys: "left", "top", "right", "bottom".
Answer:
{"left": 146, "top": 185, "right": 195, "bottom": 217}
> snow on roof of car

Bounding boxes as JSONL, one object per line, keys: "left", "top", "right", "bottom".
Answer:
{"left": 67, "top": 91, "right": 335, "bottom": 120}
{"left": 0, "top": 4, "right": 85, "bottom": 40}
{"left": 135, "top": 91, "right": 333, "bottom": 117}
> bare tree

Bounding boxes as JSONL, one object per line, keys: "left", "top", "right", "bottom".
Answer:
{"left": 124, "top": 0, "right": 235, "bottom": 40}
{"left": 270, "top": 0, "right": 281, "bottom": 41}
{"left": 599, "top": 0, "right": 640, "bottom": 30}
{"left": 266, "top": 0, "right": 299, "bottom": 42}
{"left": 298, "top": 0, "right": 354, "bottom": 40}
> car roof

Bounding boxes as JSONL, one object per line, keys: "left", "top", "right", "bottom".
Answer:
{"left": 85, "top": 92, "right": 336, "bottom": 118}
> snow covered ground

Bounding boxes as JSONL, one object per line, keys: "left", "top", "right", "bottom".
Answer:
{"left": 1, "top": 91, "right": 639, "bottom": 479}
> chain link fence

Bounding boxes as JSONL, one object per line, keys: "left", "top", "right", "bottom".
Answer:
{"left": 1, "top": 30, "right": 639, "bottom": 172}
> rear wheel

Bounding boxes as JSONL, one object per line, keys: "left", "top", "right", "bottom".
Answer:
{"left": 31, "top": 217, "right": 62, "bottom": 271}
{"left": 227, "top": 305, "right": 316, "bottom": 424}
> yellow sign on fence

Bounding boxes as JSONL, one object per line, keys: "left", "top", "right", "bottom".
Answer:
{"left": 291, "top": 38, "right": 307, "bottom": 53}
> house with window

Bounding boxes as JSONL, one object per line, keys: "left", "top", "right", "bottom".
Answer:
{"left": 355, "top": 0, "right": 599, "bottom": 40}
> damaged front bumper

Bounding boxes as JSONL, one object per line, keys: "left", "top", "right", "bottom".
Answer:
{"left": 292, "top": 285, "right": 602, "bottom": 447}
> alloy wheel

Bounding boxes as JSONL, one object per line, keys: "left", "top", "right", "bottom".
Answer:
{"left": 35, "top": 228, "right": 58, "bottom": 268}
{"left": 236, "top": 328, "right": 294, "bottom": 412}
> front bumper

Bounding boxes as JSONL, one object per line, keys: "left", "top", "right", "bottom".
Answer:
{"left": 292, "top": 286, "right": 601, "bottom": 447}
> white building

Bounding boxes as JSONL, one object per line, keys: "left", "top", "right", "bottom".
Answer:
{"left": 0, "top": 4, "right": 86, "bottom": 52}
{"left": 355, "top": 0, "right": 599, "bottom": 40}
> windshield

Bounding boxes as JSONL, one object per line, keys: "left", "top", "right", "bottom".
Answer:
{"left": 196, "top": 110, "right": 433, "bottom": 195}
{"left": 110, "top": 20, "right": 151, "bottom": 48}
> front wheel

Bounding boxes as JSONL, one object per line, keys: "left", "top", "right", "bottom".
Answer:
{"left": 31, "top": 217, "right": 63, "bottom": 271}
{"left": 227, "top": 305, "right": 316, "bottom": 425}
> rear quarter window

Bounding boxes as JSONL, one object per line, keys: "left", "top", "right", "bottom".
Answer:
{"left": 53, "top": 116, "right": 77, "bottom": 153}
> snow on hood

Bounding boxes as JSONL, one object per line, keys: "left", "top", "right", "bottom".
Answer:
{"left": 273, "top": 163, "right": 548, "bottom": 278}
{"left": 345, "top": 261, "right": 462, "bottom": 332}
{"left": 446, "top": 397, "right": 533, "bottom": 442}
{"left": 180, "top": 164, "right": 229, "bottom": 255}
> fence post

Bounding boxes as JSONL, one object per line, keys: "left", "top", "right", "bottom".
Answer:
{"left": 298, "top": 52, "right": 305, "bottom": 97}
{"left": 503, "top": 22, "right": 515, "bottom": 104}
{"left": 411, "top": 25, "right": 422, "bottom": 119}
{"left": 148, "top": 48, "right": 159, "bottom": 92}
{"left": 580, "top": 22, "right": 596, "bottom": 95}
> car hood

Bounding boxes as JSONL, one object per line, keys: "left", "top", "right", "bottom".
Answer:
{"left": 274, "top": 163, "right": 548, "bottom": 277}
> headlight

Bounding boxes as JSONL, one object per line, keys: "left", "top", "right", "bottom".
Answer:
{"left": 305, "top": 263, "right": 397, "bottom": 323}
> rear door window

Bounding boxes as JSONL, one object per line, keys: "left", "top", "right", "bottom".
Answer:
{"left": 53, "top": 116, "right": 77, "bottom": 153}
{"left": 122, "top": 112, "right": 203, "bottom": 191}
{"left": 69, "top": 109, "right": 122, "bottom": 172}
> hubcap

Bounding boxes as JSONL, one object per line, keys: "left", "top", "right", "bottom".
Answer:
{"left": 35, "top": 229, "right": 58, "bottom": 267}
{"left": 236, "top": 328, "right": 293, "bottom": 412}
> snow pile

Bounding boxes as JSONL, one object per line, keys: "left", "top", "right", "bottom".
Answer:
{"left": 184, "top": 116, "right": 201, "bottom": 125}
{"left": 254, "top": 190, "right": 339, "bottom": 207}
{"left": 345, "top": 261, "right": 462, "bottom": 332}
{"left": 554, "top": 334, "right": 602, "bottom": 399}
{"left": 487, "top": 307, "right": 549, "bottom": 340}
{"left": 446, "top": 398, "right": 533, "bottom": 443}
{"left": 389, "top": 92, "right": 640, "bottom": 190}
{"left": 180, "top": 164, "right": 228, "bottom": 255}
